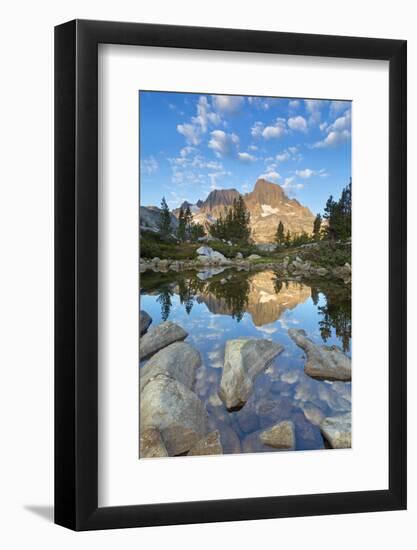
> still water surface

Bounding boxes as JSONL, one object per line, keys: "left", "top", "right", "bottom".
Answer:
{"left": 140, "top": 268, "right": 351, "bottom": 453}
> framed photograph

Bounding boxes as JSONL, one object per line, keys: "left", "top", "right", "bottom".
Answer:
{"left": 55, "top": 19, "right": 407, "bottom": 530}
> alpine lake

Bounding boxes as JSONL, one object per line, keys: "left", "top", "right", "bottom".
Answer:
{"left": 140, "top": 265, "right": 351, "bottom": 455}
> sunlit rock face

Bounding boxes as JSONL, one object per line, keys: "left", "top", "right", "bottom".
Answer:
{"left": 244, "top": 179, "right": 315, "bottom": 243}
{"left": 197, "top": 271, "right": 311, "bottom": 326}
{"left": 173, "top": 179, "right": 315, "bottom": 243}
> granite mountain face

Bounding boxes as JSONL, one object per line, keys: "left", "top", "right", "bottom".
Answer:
{"left": 192, "top": 179, "right": 314, "bottom": 243}
{"left": 142, "top": 179, "right": 315, "bottom": 244}
{"left": 242, "top": 179, "right": 315, "bottom": 243}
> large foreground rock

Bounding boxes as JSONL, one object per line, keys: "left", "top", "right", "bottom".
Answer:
{"left": 139, "top": 310, "right": 152, "bottom": 335}
{"left": 288, "top": 329, "right": 351, "bottom": 381}
{"left": 140, "top": 375, "right": 208, "bottom": 456}
{"left": 196, "top": 246, "right": 230, "bottom": 265}
{"left": 140, "top": 342, "right": 201, "bottom": 392}
{"left": 259, "top": 420, "right": 295, "bottom": 450}
{"left": 320, "top": 413, "right": 351, "bottom": 448}
{"left": 188, "top": 430, "right": 223, "bottom": 456}
{"left": 219, "top": 338, "right": 284, "bottom": 411}
{"left": 139, "top": 427, "right": 168, "bottom": 458}
{"left": 139, "top": 321, "right": 188, "bottom": 360}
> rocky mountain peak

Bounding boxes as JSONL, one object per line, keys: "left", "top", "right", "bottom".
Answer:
{"left": 246, "top": 179, "right": 285, "bottom": 207}
{"left": 200, "top": 188, "right": 240, "bottom": 214}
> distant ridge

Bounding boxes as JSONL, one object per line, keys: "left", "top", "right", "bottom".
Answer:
{"left": 142, "top": 179, "right": 315, "bottom": 243}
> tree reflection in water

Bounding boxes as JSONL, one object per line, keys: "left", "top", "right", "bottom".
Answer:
{"left": 313, "top": 282, "right": 351, "bottom": 353}
{"left": 141, "top": 269, "right": 351, "bottom": 351}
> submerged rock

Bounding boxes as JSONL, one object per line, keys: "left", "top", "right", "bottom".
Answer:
{"left": 288, "top": 329, "right": 351, "bottom": 381}
{"left": 188, "top": 430, "right": 223, "bottom": 456}
{"left": 247, "top": 254, "right": 261, "bottom": 261}
{"left": 139, "top": 310, "right": 152, "bottom": 335}
{"left": 259, "top": 420, "right": 295, "bottom": 449}
{"left": 218, "top": 338, "right": 284, "bottom": 411}
{"left": 140, "top": 375, "right": 208, "bottom": 456}
{"left": 140, "top": 342, "right": 201, "bottom": 392}
{"left": 320, "top": 412, "right": 351, "bottom": 449}
{"left": 139, "top": 427, "right": 168, "bottom": 458}
{"left": 139, "top": 321, "right": 188, "bottom": 360}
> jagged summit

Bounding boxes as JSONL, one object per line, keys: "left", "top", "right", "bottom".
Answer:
{"left": 142, "top": 179, "right": 315, "bottom": 243}
{"left": 200, "top": 188, "right": 240, "bottom": 215}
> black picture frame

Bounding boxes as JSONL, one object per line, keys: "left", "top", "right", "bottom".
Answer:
{"left": 55, "top": 19, "right": 407, "bottom": 531}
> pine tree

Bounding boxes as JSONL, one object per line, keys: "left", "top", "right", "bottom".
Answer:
{"left": 285, "top": 230, "right": 292, "bottom": 247}
{"left": 158, "top": 197, "right": 172, "bottom": 238}
{"left": 208, "top": 195, "right": 250, "bottom": 244}
{"left": 177, "top": 206, "right": 186, "bottom": 241}
{"left": 275, "top": 221, "right": 285, "bottom": 245}
{"left": 184, "top": 205, "right": 193, "bottom": 239}
{"left": 313, "top": 213, "right": 322, "bottom": 241}
{"left": 322, "top": 179, "right": 352, "bottom": 242}
{"left": 190, "top": 223, "right": 205, "bottom": 241}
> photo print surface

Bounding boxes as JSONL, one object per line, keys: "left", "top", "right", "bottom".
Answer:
{"left": 139, "top": 91, "right": 352, "bottom": 459}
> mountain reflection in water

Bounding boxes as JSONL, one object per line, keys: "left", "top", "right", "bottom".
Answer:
{"left": 141, "top": 269, "right": 351, "bottom": 352}
{"left": 140, "top": 268, "right": 352, "bottom": 454}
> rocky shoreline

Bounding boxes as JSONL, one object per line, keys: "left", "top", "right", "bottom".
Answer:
{"left": 140, "top": 246, "right": 351, "bottom": 284}
{"left": 139, "top": 310, "right": 352, "bottom": 458}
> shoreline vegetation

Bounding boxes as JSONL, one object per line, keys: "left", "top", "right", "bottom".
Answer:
{"left": 140, "top": 178, "right": 352, "bottom": 280}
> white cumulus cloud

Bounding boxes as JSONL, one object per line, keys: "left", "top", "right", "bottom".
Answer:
{"left": 288, "top": 115, "right": 308, "bottom": 132}
{"left": 141, "top": 156, "right": 158, "bottom": 175}
{"left": 177, "top": 123, "right": 202, "bottom": 146}
{"left": 212, "top": 95, "right": 245, "bottom": 114}
{"left": 295, "top": 168, "right": 314, "bottom": 178}
{"left": 238, "top": 152, "right": 257, "bottom": 162}
{"left": 258, "top": 170, "right": 281, "bottom": 182}
{"left": 253, "top": 118, "right": 287, "bottom": 140}
{"left": 208, "top": 130, "right": 240, "bottom": 157}
{"left": 312, "top": 109, "right": 351, "bottom": 148}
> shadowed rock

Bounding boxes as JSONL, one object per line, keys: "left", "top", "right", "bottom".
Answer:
{"left": 320, "top": 412, "right": 351, "bottom": 448}
{"left": 140, "top": 310, "right": 152, "bottom": 335}
{"left": 218, "top": 338, "right": 284, "bottom": 411}
{"left": 140, "top": 375, "right": 208, "bottom": 456}
{"left": 139, "top": 321, "right": 188, "bottom": 360}
{"left": 288, "top": 328, "right": 351, "bottom": 381}
{"left": 139, "top": 427, "right": 168, "bottom": 458}
{"left": 260, "top": 420, "right": 295, "bottom": 449}
{"left": 140, "top": 342, "right": 201, "bottom": 392}
{"left": 188, "top": 430, "right": 223, "bottom": 456}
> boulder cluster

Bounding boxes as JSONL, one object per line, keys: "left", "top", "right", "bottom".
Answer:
{"left": 139, "top": 310, "right": 352, "bottom": 458}
{"left": 140, "top": 249, "right": 351, "bottom": 285}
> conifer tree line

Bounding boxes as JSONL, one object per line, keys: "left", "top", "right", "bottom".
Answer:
{"left": 158, "top": 197, "right": 205, "bottom": 242}
{"left": 208, "top": 196, "right": 251, "bottom": 244}
{"left": 274, "top": 179, "right": 351, "bottom": 247}
{"left": 157, "top": 178, "right": 351, "bottom": 247}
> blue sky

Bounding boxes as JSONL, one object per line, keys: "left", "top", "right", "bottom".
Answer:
{"left": 140, "top": 91, "right": 351, "bottom": 215}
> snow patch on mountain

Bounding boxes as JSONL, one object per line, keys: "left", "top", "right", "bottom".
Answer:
{"left": 261, "top": 204, "right": 280, "bottom": 217}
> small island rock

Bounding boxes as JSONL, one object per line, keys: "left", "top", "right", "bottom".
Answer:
{"left": 188, "top": 430, "right": 223, "bottom": 456}
{"left": 139, "top": 427, "right": 168, "bottom": 458}
{"left": 140, "top": 341, "right": 202, "bottom": 392}
{"left": 140, "top": 375, "right": 208, "bottom": 456}
{"left": 288, "top": 328, "right": 351, "bottom": 381}
{"left": 219, "top": 338, "right": 284, "bottom": 411}
{"left": 139, "top": 310, "right": 152, "bottom": 335}
{"left": 259, "top": 420, "right": 295, "bottom": 449}
{"left": 320, "top": 412, "right": 351, "bottom": 448}
{"left": 139, "top": 321, "right": 188, "bottom": 360}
